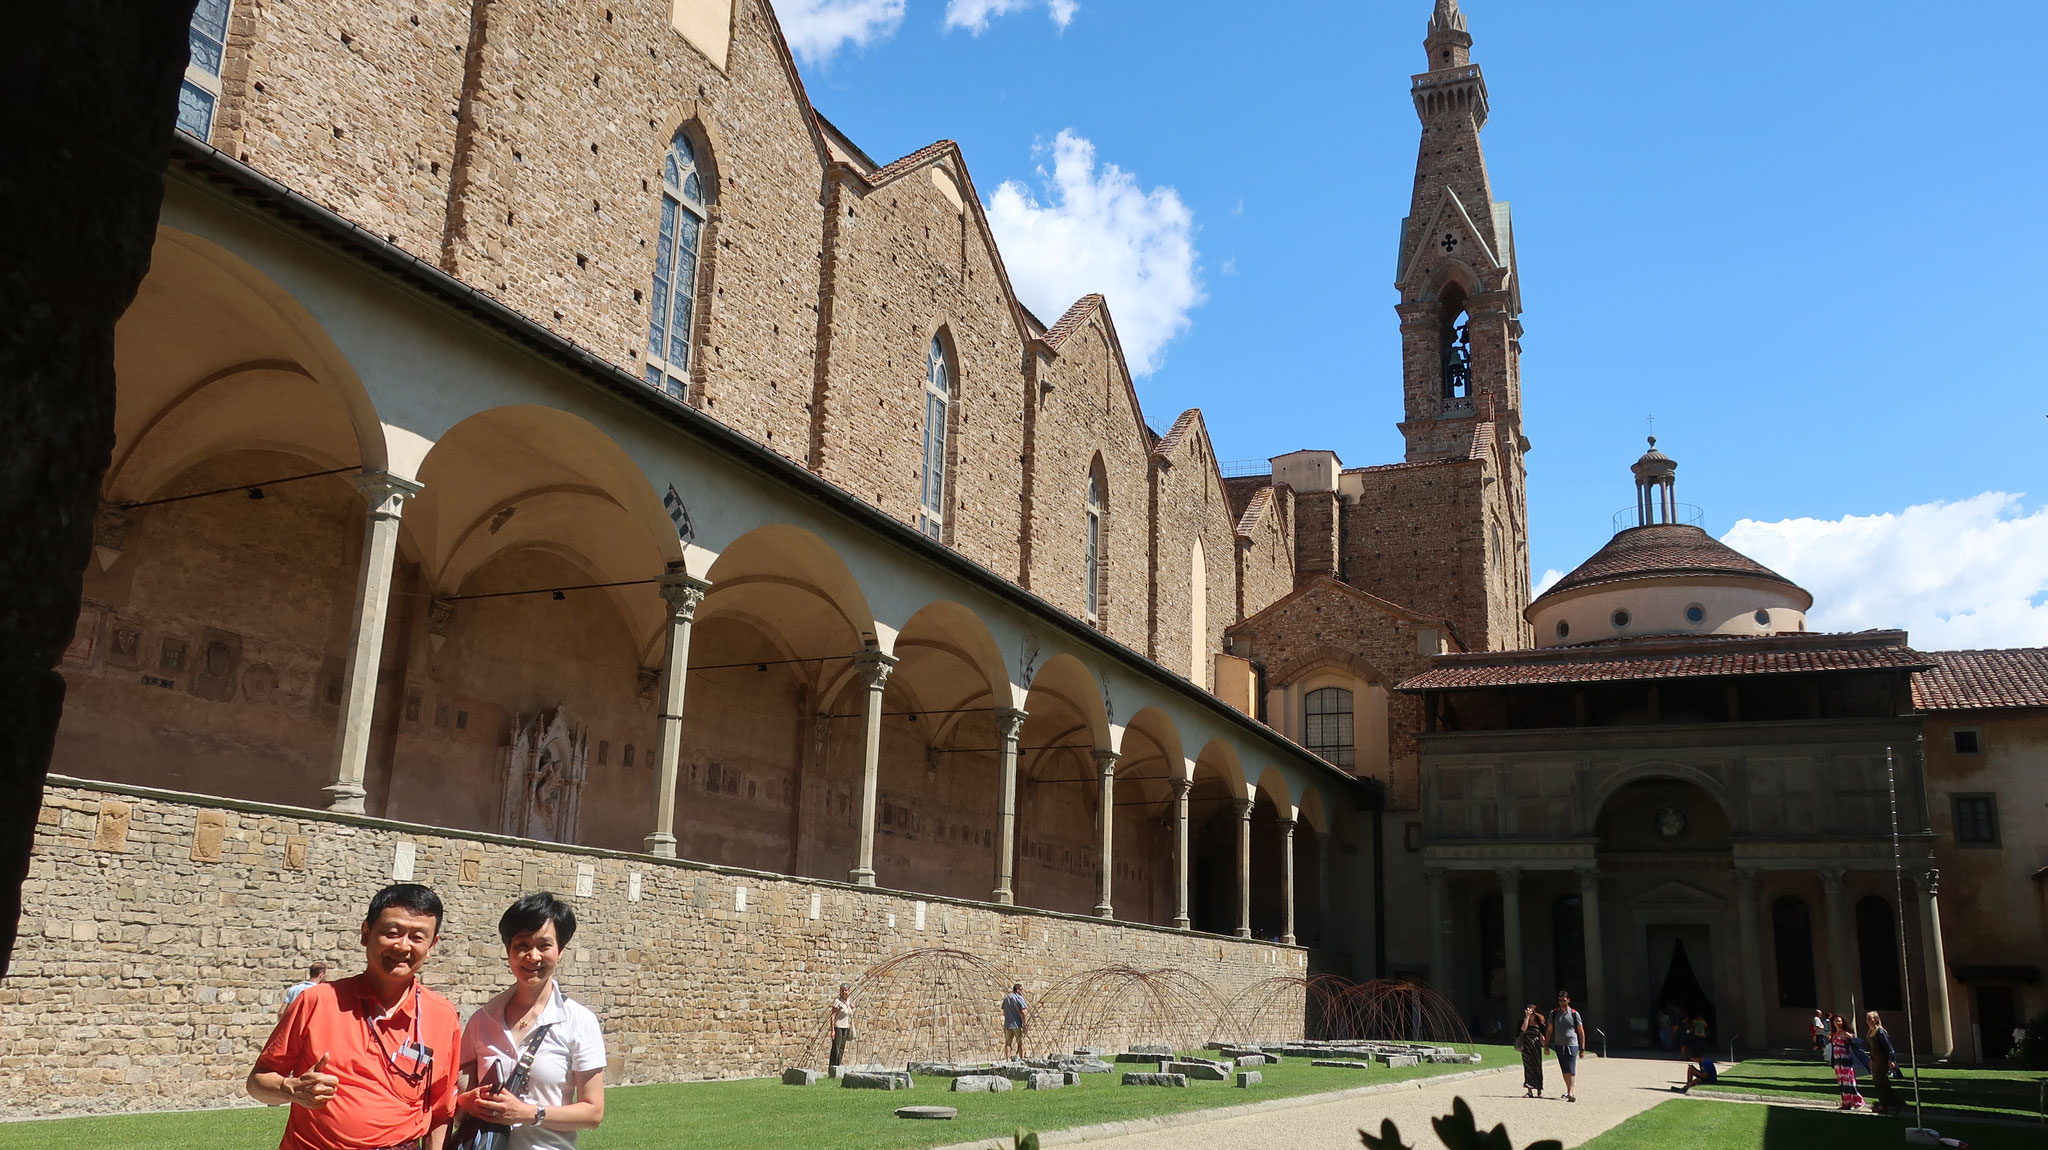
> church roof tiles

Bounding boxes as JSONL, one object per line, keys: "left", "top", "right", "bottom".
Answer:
{"left": 1911, "top": 648, "right": 2048, "bottom": 711}
{"left": 1398, "top": 630, "right": 1930, "bottom": 691}
{"left": 1533, "top": 524, "right": 1811, "bottom": 608}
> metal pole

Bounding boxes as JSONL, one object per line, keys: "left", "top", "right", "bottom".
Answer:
{"left": 1888, "top": 746, "right": 1925, "bottom": 1130}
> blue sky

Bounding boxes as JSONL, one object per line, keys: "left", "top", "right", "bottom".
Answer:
{"left": 774, "top": 0, "right": 2048, "bottom": 648}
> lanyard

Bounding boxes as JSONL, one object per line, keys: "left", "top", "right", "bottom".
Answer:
{"left": 364, "top": 984, "right": 430, "bottom": 1086}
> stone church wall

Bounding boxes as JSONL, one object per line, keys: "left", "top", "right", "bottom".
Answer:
{"left": 0, "top": 782, "right": 1303, "bottom": 1118}
{"left": 1345, "top": 460, "right": 1490, "bottom": 651}
{"left": 1146, "top": 418, "right": 1237, "bottom": 685}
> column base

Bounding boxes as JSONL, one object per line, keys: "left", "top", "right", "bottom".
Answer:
{"left": 1094, "top": 904, "right": 1113, "bottom": 920}
{"left": 323, "top": 782, "right": 367, "bottom": 815}
{"left": 1282, "top": 934, "right": 1297, "bottom": 946}
{"left": 1172, "top": 916, "right": 1191, "bottom": 930}
{"left": 992, "top": 889, "right": 1013, "bottom": 905}
{"left": 643, "top": 833, "right": 677, "bottom": 858}
{"left": 850, "top": 868, "right": 876, "bottom": 887}
{"left": 1234, "top": 927, "right": 1251, "bottom": 939}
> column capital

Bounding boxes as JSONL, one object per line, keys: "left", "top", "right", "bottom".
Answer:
{"left": 1278, "top": 816, "right": 1297, "bottom": 836}
{"left": 1169, "top": 776, "right": 1193, "bottom": 799}
{"left": 354, "top": 470, "right": 423, "bottom": 517}
{"left": 658, "top": 571, "right": 711, "bottom": 619}
{"left": 1575, "top": 864, "right": 1601, "bottom": 890}
{"left": 1234, "top": 796, "right": 1256, "bottom": 820}
{"left": 1913, "top": 867, "right": 1940, "bottom": 897}
{"left": 994, "top": 707, "right": 1028, "bottom": 741}
{"left": 853, "top": 648, "right": 897, "bottom": 690}
{"left": 1091, "top": 747, "right": 1120, "bottom": 777}
{"left": 1733, "top": 868, "right": 1761, "bottom": 896}
{"left": 1498, "top": 866, "right": 1522, "bottom": 894}
{"left": 1818, "top": 867, "right": 1847, "bottom": 895}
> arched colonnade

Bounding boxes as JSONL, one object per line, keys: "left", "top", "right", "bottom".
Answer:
{"left": 60, "top": 219, "right": 1342, "bottom": 940}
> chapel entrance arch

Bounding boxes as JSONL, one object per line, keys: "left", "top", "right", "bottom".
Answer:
{"left": 1596, "top": 775, "right": 1734, "bottom": 1049}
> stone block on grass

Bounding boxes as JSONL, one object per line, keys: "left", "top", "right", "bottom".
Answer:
{"left": 950, "top": 1075, "right": 1012, "bottom": 1093}
{"left": 1128, "top": 1044, "right": 1173, "bottom": 1055}
{"left": 842, "top": 1071, "right": 912, "bottom": 1090}
{"left": 895, "top": 1105, "right": 957, "bottom": 1120}
{"left": 1235, "top": 1054, "right": 1271, "bottom": 1067}
{"left": 1376, "top": 1054, "right": 1420, "bottom": 1069}
{"left": 1311, "top": 1059, "right": 1374, "bottom": 1070}
{"left": 1121, "top": 1072, "right": 1188, "bottom": 1087}
{"left": 1165, "top": 1061, "right": 1231, "bottom": 1081}
{"left": 1115, "top": 1052, "right": 1167, "bottom": 1063}
{"left": 1024, "top": 1071, "right": 1064, "bottom": 1090}
{"left": 781, "top": 1068, "right": 821, "bottom": 1085}
{"left": 1236, "top": 1070, "right": 1262, "bottom": 1088}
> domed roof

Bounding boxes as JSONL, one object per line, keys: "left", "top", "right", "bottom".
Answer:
{"left": 1630, "top": 436, "right": 1676, "bottom": 482}
{"left": 1532, "top": 523, "right": 1812, "bottom": 609}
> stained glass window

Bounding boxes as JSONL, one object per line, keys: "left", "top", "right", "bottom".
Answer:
{"left": 918, "top": 337, "right": 949, "bottom": 539}
{"left": 645, "top": 131, "right": 707, "bottom": 399}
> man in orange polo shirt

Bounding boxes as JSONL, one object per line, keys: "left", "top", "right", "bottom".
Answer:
{"left": 248, "top": 884, "right": 465, "bottom": 1150}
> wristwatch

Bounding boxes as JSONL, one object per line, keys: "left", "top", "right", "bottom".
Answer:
{"left": 530, "top": 1106, "right": 547, "bottom": 1129}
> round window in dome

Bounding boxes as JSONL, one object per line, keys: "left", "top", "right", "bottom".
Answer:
{"left": 1754, "top": 609, "right": 1771, "bottom": 626}
{"left": 1555, "top": 620, "right": 1570, "bottom": 639}
{"left": 1612, "top": 609, "right": 1631, "bottom": 629}
{"left": 1685, "top": 604, "right": 1706, "bottom": 624}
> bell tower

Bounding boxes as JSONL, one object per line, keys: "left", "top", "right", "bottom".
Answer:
{"left": 1386, "top": 0, "right": 1532, "bottom": 648}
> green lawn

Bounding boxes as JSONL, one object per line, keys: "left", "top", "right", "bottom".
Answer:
{"left": 1697, "top": 1057, "right": 2048, "bottom": 1120}
{"left": 1580, "top": 1098, "right": 2048, "bottom": 1150}
{"left": 0, "top": 1048, "right": 1510, "bottom": 1150}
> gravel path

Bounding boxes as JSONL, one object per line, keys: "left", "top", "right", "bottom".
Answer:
{"left": 1058, "top": 1056, "right": 1684, "bottom": 1150}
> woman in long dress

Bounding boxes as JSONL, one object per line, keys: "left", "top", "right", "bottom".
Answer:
{"left": 1828, "top": 1013, "right": 1865, "bottom": 1110}
{"left": 1517, "top": 1004, "right": 1548, "bottom": 1098}
{"left": 1864, "top": 1011, "right": 1901, "bottom": 1115}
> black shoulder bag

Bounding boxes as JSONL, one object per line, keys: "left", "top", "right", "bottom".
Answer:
{"left": 451, "top": 1023, "right": 555, "bottom": 1150}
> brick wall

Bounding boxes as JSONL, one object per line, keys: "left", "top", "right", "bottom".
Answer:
{"left": 1235, "top": 485, "right": 1296, "bottom": 625}
{"left": 1346, "top": 461, "right": 1487, "bottom": 651}
{"left": 1146, "top": 415, "right": 1237, "bottom": 683}
{"left": 0, "top": 782, "right": 1305, "bottom": 1118}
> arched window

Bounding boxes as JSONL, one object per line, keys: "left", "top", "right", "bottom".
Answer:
{"left": 1189, "top": 539, "right": 1208, "bottom": 685}
{"left": 1856, "top": 896, "right": 1904, "bottom": 1010}
{"left": 176, "top": 0, "right": 236, "bottom": 139}
{"left": 1085, "top": 466, "right": 1105, "bottom": 621}
{"left": 1304, "top": 687, "right": 1354, "bottom": 766}
{"left": 645, "top": 130, "right": 708, "bottom": 399}
{"left": 1771, "top": 895, "right": 1818, "bottom": 1007}
{"left": 1439, "top": 281, "right": 1471, "bottom": 402}
{"left": 918, "top": 336, "right": 949, "bottom": 539}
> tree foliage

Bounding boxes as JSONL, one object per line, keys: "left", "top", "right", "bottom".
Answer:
{"left": 1360, "top": 1096, "right": 1562, "bottom": 1150}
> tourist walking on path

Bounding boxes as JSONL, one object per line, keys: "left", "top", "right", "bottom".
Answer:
{"left": 829, "top": 984, "right": 855, "bottom": 1072}
{"left": 246, "top": 883, "right": 464, "bottom": 1150}
{"left": 282, "top": 962, "right": 328, "bottom": 1011}
{"left": 1827, "top": 1013, "right": 1865, "bottom": 1110}
{"left": 1864, "top": 1011, "right": 1900, "bottom": 1115}
{"left": 1549, "top": 990, "right": 1585, "bottom": 1103}
{"left": 1515, "top": 1004, "right": 1548, "bottom": 1098}
{"left": 1811, "top": 1008, "right": 1827, "bottom": 1060}
{"left": 1002, "top": 983, "right": 1029, "bottom": 1059}
{"left": 456, "top": 892, "right": 606, "bottom": 1148}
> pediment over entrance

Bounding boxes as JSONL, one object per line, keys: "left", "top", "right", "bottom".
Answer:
{"left": 1626, "top": 880, "right": 1726, "bottom": 921}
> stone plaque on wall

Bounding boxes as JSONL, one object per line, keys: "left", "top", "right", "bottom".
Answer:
{"left": 92, "top": 801, "right": 132, "bottom": 852}
{"left": 285, "top": 836, "right": 308, "bottom": 869}
{"left": 190, "top": 811, "right": 228, "bottom": 862}
{"left": 191, "top": 628, "right": 243, "bottom": 702}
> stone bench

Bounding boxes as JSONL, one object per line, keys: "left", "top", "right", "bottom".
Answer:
{"left": 1164, "top": 1060, "right": 1232, "bottom": 1081}
{"left": 1121, "top": 1072, "right": 1188, "bottom": 1087}
{"left": 1376, "top": 1054, "right": 1420, "bottom": 1068}
{"left": 841, "top": 1071, "right": 913, "bottom": 1090}
{"left": 950, "top": 1075, "right": 1012, "bottom": 1093}
{"left": 1312, "top": 1059, "right": 1374, "bottom": 1069}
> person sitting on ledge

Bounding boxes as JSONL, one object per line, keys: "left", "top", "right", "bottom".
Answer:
{"left": 1678, "top": 1052, "right": 1718, "bottom": 1092}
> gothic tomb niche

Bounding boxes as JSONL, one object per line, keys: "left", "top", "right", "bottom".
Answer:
{"left": 499, "top": 707, "right": 589, "bottom": 843}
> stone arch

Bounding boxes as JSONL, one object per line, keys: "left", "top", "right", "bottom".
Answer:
{"left": 1590, "top": 762, "right": 1734, "bottom": 828}
{"left": 1421, "top": 258, "right": 1481, "bottom": 305}
{"left": 1187, "top": 737, "right": 1248, "bottom": 935}
{"left": 1012, "top": 654, "right": 1113, "bottom": 916}
{"left": 1113, "top": 706, "right": 1186, "bottom": 926}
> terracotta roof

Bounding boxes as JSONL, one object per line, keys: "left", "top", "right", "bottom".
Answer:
{"left": 1912, "top": 649, "right": 2048, "bottom": 711}
{"left": 860, "top": 139, "right": 954, "bottom": 186}
{"left": 1397, "top": 631, "right": 1930, "bottom": 691}
{"left": 1532, "top": 524, "right": 1811, "bottom": 608}
{"left": 1229, "top": 575, "right": 1458, "bottom": 642}
{"left": 1041, "top": 294, "right": 1104, "bottom": 349}
{"left": 1152, "top": 409, "right": 1201, "bottom": 458}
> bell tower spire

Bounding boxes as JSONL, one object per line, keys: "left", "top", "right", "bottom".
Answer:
{"left": 1425, "top": 0, "right": 1471, "bottom": 69}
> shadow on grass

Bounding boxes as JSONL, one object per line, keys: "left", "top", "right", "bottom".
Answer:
{"left": 1764, "top": 1106, "right": 2048, "bottom": 1150}
{"left": 1718, "top": 1059, "right": 2045, "bottom": 1118}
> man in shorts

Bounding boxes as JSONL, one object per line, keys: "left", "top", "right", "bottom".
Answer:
{"left": 1549, "top": 990, "right": 1586, "bottom": 1103}
{"left": 1001, "top": 983, "right": 1029, "bottom": 1059}
{"left": 247, "top": 884, "right": 463, "bottom": 1150}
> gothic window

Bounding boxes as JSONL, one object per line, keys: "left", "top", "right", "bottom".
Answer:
{"left": 1855, "top": 896, "right": 1904, "bottom": 1011}
{"left": 645, "top": 130, "right": 708, "bottom": 399}
{"left": 1439, "top": 282, "right": 1471, "bottom": 402}
{"left": 1770, "top": 895, "right": 1818, "bottom": 1007}
{"left": 176, "top": 0, "right": 235, "bottom": 139}
{"left": 918, "top": 336, "right": 949, "bottom": 539}
{"left": 1304, "top": 687, "right": 1354, "bottom": 767}
{"left": 1085, "top": 465, "right": 1105, "bottom": 620}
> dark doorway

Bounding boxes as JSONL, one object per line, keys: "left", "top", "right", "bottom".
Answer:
{"left": 1649, "top": 932, "right": 1716, "bottom": 1043}
{"left": 1855, "top": 896, "right": 1904, "bottom": 1011}
{"left": 1552, "top": 895, "right": 1586, "bottom": 1005}
{"left": 1975, "top": 985, "right": 2020, "bottom": 1062}
{"left": 1771, "top": 896, "right": 1818, "bottom": 1007}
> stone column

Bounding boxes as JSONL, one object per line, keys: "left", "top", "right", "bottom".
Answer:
{"left": 1915, "top": 869, "right": 1954, "bottom": 1058}
{"left": 991, "top": 707, "right": 1027, "bottom": 905}
{"left": 1280, "top": 817, "right": 1298, "bottom": 946}
{"left": 1092, "top": 749, "right": 1120, "bottom": 919}
{"left": 1170, "top": 777, "right": 1193, "bottom": 929}
{"left": 1426, "top": 868, "right": 1449, "bottom": 993}
{"left": 1819, "top": 868, "right": 1856, "bottom": 1019}
{"left": 1734, "top": 868, "right": 1766, "bottom": 1049}
{"left": 643, "top": 571, "right": 709, "bottom": 857}
{"left": 1578, "top": 866, "right": 1605, "bottom": 1027}
{"left": 848, "top": 650, "right": 897, "bottom": 886}
{"left": 1500, "top": 867, "right": 1524, "bottom": 1011}
{"left": 324, "top": 472, "right": 423, "bottom": 814}
{"left": 1234, "top": 796, "right": 1255, "bottom": 939}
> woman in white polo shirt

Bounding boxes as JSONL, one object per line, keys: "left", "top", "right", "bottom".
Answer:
{"left": 455, "top": 893, "right": 607, "bottom": 1147}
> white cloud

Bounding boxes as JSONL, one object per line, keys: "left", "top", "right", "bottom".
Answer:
{"left": 985, "top": 130, "right": 1203, "bottom": 376}
{"left": 1534, "top": 568, "right": 1565, "bottom": 597}
{"left": 945, "top": 0, "right": 1077, "bottom": 34}
{"left": 773, "top": 0, "right": 905, "bottom": 63}
{"left": 1722, "top": 492, "right": 2048, "bottom": 650}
